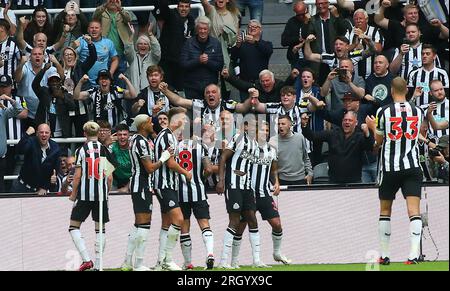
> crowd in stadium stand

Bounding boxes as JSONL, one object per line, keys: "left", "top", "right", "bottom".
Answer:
{"left": 0, "top": 0, "right": 449, "bottom": 194}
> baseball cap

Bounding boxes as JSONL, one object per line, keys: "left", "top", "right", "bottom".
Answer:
{"left": 132, "top": 114, "right": 151, "bottom": 131}
{"left": 0, "top": 75, "right": 12, "bottom": 87}
{"left": 47, "top": 71, "right": 61, "bottom": 80}
{"left": 437, "top": 135, "right": 449, "bottom": 149}
{"left": 65, "top": 1, "right": 80, "bottom": 14}
{"left": 342, "top": 92, "right": 360, "bottom": 101}
{"left": 96, "top": 69, "right": 113, "bottom": 83}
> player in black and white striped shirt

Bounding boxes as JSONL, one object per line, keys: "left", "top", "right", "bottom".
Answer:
{"left": 154, "top": 107, "right": 192, "bottom": 271}
{"left": 121, "top": 115, "right": 172, "bottom": 271}
{"left": 216, "top": 106, "right": 265, "bottom": 268}
{"left": 230, "top": 121, "right": 292, "bottom": 268}
{"left": 366, "top": 77, "right": 425, "bottom": 265}
{"left": 407, "top": 45, "right": 449, "bottom": 107}
{"left": 74, "top": 71, "right": 138, "bottom": 128}
{"left": 68, "top": 121, "right": 117, "bottom": 271}
{"left": 177, "top": 136, "right": 216, "bottom": 270}
{"left": 0, "top": 20, "right": 21, "bottom": 80}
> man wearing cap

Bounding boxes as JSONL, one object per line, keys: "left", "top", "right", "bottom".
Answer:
{"left": 32, "top": 62, "right": 76, "bottom": 138}
{"left": 0, "top": 19, "right": 21, "bottom": 79}
{"left": 0, "top": 76, "right": 24, "bottom": 192}
{"left": 74, "top": 70, "right": 137, "bottom": 128}
{"left": 0, "top": 74, "right": 28, "bottom": 192}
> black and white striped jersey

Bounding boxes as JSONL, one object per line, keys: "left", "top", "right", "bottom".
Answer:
{"left": 15, "top": 0, "right": 44, "bottom": 6}
{"left": 74, "top": 141, "right": 112, "bottom": 201}
{"left": 129, "top": 134, "right": 155, "bottom": 196}
{"left": 0, "top": 37, "right": 21, "bottom": 80}
{"left": 407, "top": 66, "right": 449, "bottom": 106}
{"left": 88, "top": 86, "right": 126, "bottom": 128}
{"left": 154, "top": 128, "right": 179, "bottom": 190}
{"left": 265, "top": 103, "right": 307, "bottom": 134}
{"left": 192, "top": 98, "right": 237, "bottom": 127}
{"left": 393, "top": 44, "right": 442, "bottom": 81}
{"left": 2, "top": 95, "right": 25, "bottom": 143}
{"left": 346, "top": 25, "right": 384, "bottom": 79}
{"left": 205, "top": 142, "right": 220, "bottom": 189}
{"left": 321, "top": 49, "right": 364, "bottom": 71}
{"left": 64, "top": 70, "right": 89, "bottom": 117}
{"left": 178, "top": 139, "right": 208, "bottom": 202}
{"left": 251, "top": 142, "right": 277, "bottom": 198}
{"left": 226, "top": 132, "right": 258, "bottom": 190}
{"left": 424, "top": 99, "right": 449, "bottom": 139}
{"left": 376, "top": 102, "right": 424, "bottom": 172}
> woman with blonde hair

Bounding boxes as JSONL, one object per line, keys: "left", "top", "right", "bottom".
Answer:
{"left": 125, "top": 24, "right": 162, "bottom": 92}
{"left": 61, "top": 35, "right": 97, "bottom": 137}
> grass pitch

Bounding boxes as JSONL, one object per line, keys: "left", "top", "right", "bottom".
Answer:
{"left": 110, "top": 261, "right": 448, "bottom": 271}
{"left": 204, "top": 261, "right": 449, "bottom": 271}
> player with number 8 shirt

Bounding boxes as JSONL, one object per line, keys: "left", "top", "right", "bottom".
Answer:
{"left": 177, "top": 129, "right": 216, "bottom": 270}
{"left": 366, "top": 77, "right": 425, "bottom": 266}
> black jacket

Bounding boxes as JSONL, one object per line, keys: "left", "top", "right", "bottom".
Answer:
{"left": 281, "top": 16, "right": 311, "bottom": 65}
{"left": 33, "top": 67, "right": 76, "bottom": 138}
{"left": 155, "top": 0, "right": 195, "bottom": 63}
{"left": 230, "top": 39, "right": 273, "bottom": 82}
{"left": 225, "top": 75, "right": 296, "bottom": 103}
{"left": 180, "top": 36, "right": 224, "bottom": 91}
{"left": 302, "top": 125, "right": 374, "bottom": 184}
{"left": 17, "top": 134, "right": 61, "bottom": 191}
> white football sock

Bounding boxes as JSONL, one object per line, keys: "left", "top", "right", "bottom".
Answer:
{"left": 231, "top": 235, "right": 242, "bottom": 266}
{"left": 180, "top": 233, "right": 192, "bottom": 265}
{"left": 202, "top": 228, "right": 214, "bottom": 256}
{"left": 220, "top": 227, "right": 236, "bottom": 265}
{"left": 272, "top": 230, "right": 283, "bottom": 257}
{"left": 164, "top": 224, "right": 181, "bottom": 262}
{"left": 249, "top": 228, "right": 261, "bottom": 263}
{"left": 134, "top": 225, "right": 150, "bottom": 268}
{"left": 69, "top": 228, "right": 90, "bottom": 262}
{"left": 158, "top": 228, "right": 169, "bottom": 263}
{"left": 409, "top": 216, "right": 422, "bottom": 260}
{"left": 124, "top": 225, "right": 138, "bottom": 266}
{"left": 379, "top": 216, "right": 391, "bottom": 258}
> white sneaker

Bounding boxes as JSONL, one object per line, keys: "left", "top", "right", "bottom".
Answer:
{"left": 253, "top": 261, "right": 271, "bottom": 268}
{"left": 133, "top": 265, "right": 151, "bottom": 271}
{"left": 152, "top": 261, "right": 164, "bottom": 271}
{"left": 273, "top": 254, "right": 292, "bottom": 265}
{"left": 218, "top": 263, "right": 235, "bottom": 269}
{"left": 121, "top": 262, "right": 133, "bottom": 271}
{"left": 163, "top": 260, "right": 182, "bottom": 271}
{"left": 231, "top": 259, "right": 240, "bottom": 269}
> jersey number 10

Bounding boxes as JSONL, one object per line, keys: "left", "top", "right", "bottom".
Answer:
{"left": 86, "top": 157, "right": 104, "bottom": 180}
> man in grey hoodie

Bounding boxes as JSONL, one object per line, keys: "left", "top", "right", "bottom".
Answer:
{"left": 269, "top": 115, "right": 313, "bottom": 185}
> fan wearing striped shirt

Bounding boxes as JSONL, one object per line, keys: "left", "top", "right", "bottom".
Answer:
{"left": 407, "top": 44, "right": 449, "bottom": 107}
{"left": 121, "top": 114, "right": 173, "bottom": 271}
{"left": 366, "top": 77, "right": 425, "bottom": 266}
{"left": 230, "top": 120, "right": 292, "bottom": 268}
{"left": 216, "top": 107, "right": 266, "bottom": 268}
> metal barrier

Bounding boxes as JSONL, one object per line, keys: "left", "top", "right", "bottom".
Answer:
{"left": 12, "top": 4, "right": 205, "bottom": 16}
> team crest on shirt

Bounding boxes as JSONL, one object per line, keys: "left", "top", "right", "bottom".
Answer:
{"left": 233, "top": 203, "right": 240, "bottom": 210}
{"left": 373, "top": 84, "right": 388, "bottom": 101}
{"left": 169, "top": 200, "right": 175, "bottom": 207}
{"left": 104, "top": 102, "right": 116, "bottom": 110}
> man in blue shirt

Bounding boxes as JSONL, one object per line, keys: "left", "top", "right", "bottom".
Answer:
{"left": 76, "top": 19, "right": 119, "bottom": 87}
